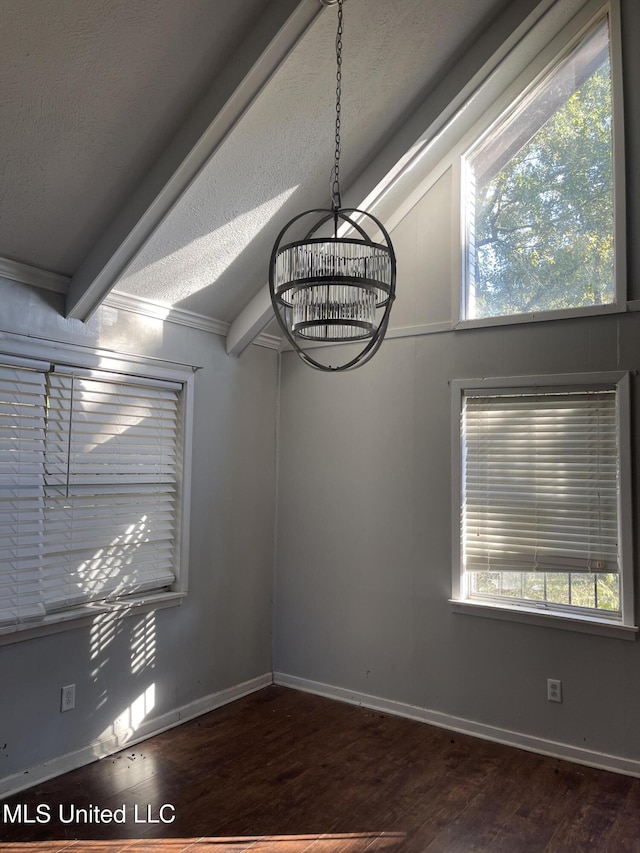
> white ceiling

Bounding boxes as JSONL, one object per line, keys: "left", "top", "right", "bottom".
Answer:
{"left": 1, "top": 0, "right": 536, "bottom": 345}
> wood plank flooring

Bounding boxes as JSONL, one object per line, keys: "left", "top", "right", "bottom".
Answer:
{"left": 1, "top": 685, "right": 640, "bottom": 852}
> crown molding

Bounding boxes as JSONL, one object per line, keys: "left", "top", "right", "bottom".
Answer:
{"left": 103, "top": 290, "right": 280, "bottom": 349}
{"left": 105, "top": 291, "right": 281, "bottom": 350}
{"left": 104, "top": 291, "right": 228, "bottom": 335}
{"left": 0, "top": 257, "right": 281, "bottom": 350}
{"left": 254, "top": 331, "right": 282, "bottom": 350}
{"left": 0, "top": 256, "right": 70, "bottom": 294}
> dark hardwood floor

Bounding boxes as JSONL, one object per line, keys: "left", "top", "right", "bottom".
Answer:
{"left": 1, "top": 685, "right": 639, "bottom": 852}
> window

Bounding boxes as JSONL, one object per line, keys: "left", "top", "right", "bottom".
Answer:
{"left": 0, "top": 354, "right": 191, "bottom": 639}
{"left": 452, "top": 373, "right": 634, "bottom": 632}
{"left": 462, "top": 12, "right": 617, "bottom": 321}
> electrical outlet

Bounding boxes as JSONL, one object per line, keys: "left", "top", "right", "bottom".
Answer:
{"left": 60, "top": 684, "right": 75, "bottom": 712}
{"left": 547, "top": 678, "right": 562, "bottom": 703}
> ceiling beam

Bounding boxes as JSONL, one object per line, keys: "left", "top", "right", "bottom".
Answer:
{"left": 226, "top": 285, "right": 276, "bottom": 357}
{"left": 65, "top": 0, "right": 323, "bottom": 322}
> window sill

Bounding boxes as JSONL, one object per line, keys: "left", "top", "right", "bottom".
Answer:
{"left": 449, "top": 598, "right": 638, "bottom": 640}
{"left": 0, "top": 592, "right": 186, "bottom": 647}
{"left": 453, "top": 301, "right": 624, "bottom": 331}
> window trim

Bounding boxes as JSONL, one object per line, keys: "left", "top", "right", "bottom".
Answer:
{"left": 451, "top": 0, "right": 626, "bottom": 330}
{"left": 0, "top": 334, "right": 195, "bottom": 646}
{"left": 450, "top": 371, "right": 635, "bottom": 637}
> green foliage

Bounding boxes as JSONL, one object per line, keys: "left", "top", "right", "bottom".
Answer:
{"left": 470, "top": 61, "right": 614, "bottom": 318}
{"left": 471, "top": 570, "right": 620, "bottom": 614}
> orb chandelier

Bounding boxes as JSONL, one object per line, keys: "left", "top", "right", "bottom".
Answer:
{"left": 269, "top": 0, "right": 396, "bottom": 371}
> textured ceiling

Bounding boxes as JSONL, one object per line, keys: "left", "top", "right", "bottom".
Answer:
{"left": 0, "top": 0, "right": 268, "bottom": 274}
{"left": 115, "top": 0, "right": 509, "bottom": 324}
{"left": 0, "top": 0, "right": 519, "bottom": 332}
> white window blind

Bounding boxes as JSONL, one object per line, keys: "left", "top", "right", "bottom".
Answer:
{"left": 463, "top": 390, "right": 619, "bottom": 574}
{"left": 0, "top": 364, "right": 47, "bottom": 627}
{"left": 43, "top": 371, "right": 180, "bottom": 612}
{"left": 0, "top": 361, "right": 184, "bottom": 632}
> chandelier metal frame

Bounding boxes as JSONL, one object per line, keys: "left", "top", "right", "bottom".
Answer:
{"left": 268, "top": 0, "right": 396, "bottom": 372}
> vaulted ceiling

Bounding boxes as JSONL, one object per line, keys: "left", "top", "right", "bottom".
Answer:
{"left": 1, "top": 0, "right": 541, "bottom": 352}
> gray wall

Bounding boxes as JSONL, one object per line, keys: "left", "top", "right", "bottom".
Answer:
{"left": 273, "top": 0, "right": 640, "bottom": 765}
{"left": 0, "top": 279, "right": 277, "bottom": 783}
{"left": 3, "top": 0, "right": 640, "bottom": 792}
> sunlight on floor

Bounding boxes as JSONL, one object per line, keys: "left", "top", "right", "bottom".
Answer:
{"left": 0, "top": 831, "right": 407, "bottom": 852}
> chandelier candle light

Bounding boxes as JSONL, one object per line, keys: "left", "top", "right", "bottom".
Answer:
{"left": 269, "top": 0, "right": 396, "bottom": 371}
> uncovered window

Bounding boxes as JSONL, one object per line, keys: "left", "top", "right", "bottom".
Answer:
{"left": 460, "top": 7, "right": 621, "bottom": 323}
{"left": 0, "top": 354, "right": 192, "bottom": 639}
{"left": 451, "top": 373, "right": 634, "bottom": 632}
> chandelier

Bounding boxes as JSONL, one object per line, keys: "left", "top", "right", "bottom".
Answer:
{"left": 269, "top": 0, "right": 396, "bottom": 371}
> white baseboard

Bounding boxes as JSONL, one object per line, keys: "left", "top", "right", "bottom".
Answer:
{"left": 0, "top": 672, "right": 273, "bottom": 799}
{"left": 274, "top": 672, "right": 640, "bottom": 779}
{"left": 6, "top": 670, "right": 638, "bottom": 800}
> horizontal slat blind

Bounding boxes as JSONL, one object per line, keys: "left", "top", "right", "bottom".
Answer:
{"left": 45, "top": 374, "right": 178, "bottom": 486}
{"left": 463, "top": 390, "right": 618, "bottom": 573}
{"left": 0, "top": 365, "right": 47, "bottom": 627}
{"left": 42, "top": 374, "right": 179, "bottom": 613}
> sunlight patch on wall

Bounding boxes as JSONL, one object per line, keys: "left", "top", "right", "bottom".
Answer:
{"left": 117, "top": 186, "right": 299, "bottom": 304}
{"left": 131, "top": 612, "right": 156, "bottom": 674}
{"left": 90, "top": 610, "right": 125, "bottom": 666}
{"left": 96, "top": 683, "right": 157, "bottom": 753}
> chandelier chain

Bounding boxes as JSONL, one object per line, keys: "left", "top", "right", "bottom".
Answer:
{"left": 332, "top": 0, "right": 343, "bottom": 210}
{"left": 268, "top": 0, "right": 396, "bottom": 371}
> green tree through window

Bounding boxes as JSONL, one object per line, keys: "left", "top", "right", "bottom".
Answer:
{"left": 465, "top": 17, "right": 614, "bottom": 319}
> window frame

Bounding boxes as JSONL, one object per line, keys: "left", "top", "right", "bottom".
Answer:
{"left": 452, "top": 0, "right": 626, "bottom": 331}
{"left": 0, "top": 336, "right": 194, "bottom": 646}
{"left": 450, "top": 371, "right": 636, "bottom": 639}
